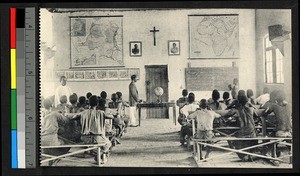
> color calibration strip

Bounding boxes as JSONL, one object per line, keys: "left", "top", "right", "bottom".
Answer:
{"left": 10, "top": 7, "right": 30, "bottom": 169}
{"left": 10, "top": 7, "right": 18, "bottom": 169}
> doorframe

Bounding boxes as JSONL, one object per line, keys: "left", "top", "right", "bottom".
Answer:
{"left": 144, "top": 64, "right": 169, "bottom": 102}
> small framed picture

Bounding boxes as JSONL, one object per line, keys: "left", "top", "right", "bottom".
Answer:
{"left": 130, "top": 41, "right": 142, "bottom": 57}
{"left": 168, "top": 40, "right": 180, "bottom": 56}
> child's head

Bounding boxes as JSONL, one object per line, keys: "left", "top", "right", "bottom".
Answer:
{"left": 238, "top": 94, "right": 248, "bottom": 106}
{"left": 223, "top": 92, "right": 230, "bottom": 100}
{"left": 238, "top": 90, "right": 246, "bottom": 97}
{"left": 43, "top": 98, "right": 52, "bottom": 110}
{"left": 69, "top": 94, "right": 78, "bottom": 105}
{"left": 100, "top": 91, "right": 107, "bottom": 99}
{"left": 111, "top": 93, "right": 117, "bottom": 102}
{"left": 199, "top": 99, "right": 208, "bottom": 109}
{"left": 98, "top": 98, "right": 106, "bottom": 109}
{"left": 263, "top": 87, "right": 270, "bottom": 94}
{"left": 212, "top": 89, "right": 220, "bottom": 101}
{"left": 182, "top": 89, "right": 188, "bottom": 97}
{"left": 60, "top": 95, "right": 68, "bottom": 104}
{"left": 116, "top": 91, "right": 122, "bottom": 99}
{"left": 89, "top": 95, "right": 98, "bottom": 108}
{"left": 187, "top": 92, "right": 195, "bottom": 103}
{"left": 233, "top": 78, "right": 238, "bottom": 85}
{"left": 275, "top": 90, "right": 286, "bottom": 103}
{"left": 246, "top": 89, "right": 254, "bottom": 98}
{"left": 86, "top": 92, "right": 92, "bottom": 99}
{"left": 269, "top": 90, "right": 278, "bottom": 103}
{"left": 78, "top": 96, "right": 86, "bottom": 105}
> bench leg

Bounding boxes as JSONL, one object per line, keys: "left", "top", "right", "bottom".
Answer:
{"left": 98, "top": 147, "right": 102, "bottom": 166}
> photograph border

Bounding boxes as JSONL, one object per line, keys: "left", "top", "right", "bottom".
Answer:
{"left": 168, "top": 40, "right": 180, "bottom": 56}
{"left": 129, "top": 41, "right": 142, "bottom": 57}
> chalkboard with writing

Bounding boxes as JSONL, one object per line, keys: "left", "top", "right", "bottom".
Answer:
{"left": 185, "top": 67, "right": 239, "bottom": 91}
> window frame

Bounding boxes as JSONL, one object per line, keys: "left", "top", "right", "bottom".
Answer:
{"left": 263, "top": 34, "right": 284, "bottom": 84}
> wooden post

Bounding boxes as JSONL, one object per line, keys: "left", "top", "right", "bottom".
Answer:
{"left": 138, "top": 105, "right": 141, "bottom": 126}
{"left": 173, "top": 104, "right": 176, "bottom": 125}
{"left": 261, "top": 115, "right": 267, "bottom": 136}
{"left": 98, "top": 147, "right": 102, "bottom": 166}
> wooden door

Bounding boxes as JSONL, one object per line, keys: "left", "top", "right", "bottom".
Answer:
{"left": 145, "top": 65, "right": 169, "bottom": 118}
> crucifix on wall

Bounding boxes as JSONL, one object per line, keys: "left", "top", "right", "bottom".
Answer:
{"left": 150, "top": 26, "right": 159, "bottom": 46}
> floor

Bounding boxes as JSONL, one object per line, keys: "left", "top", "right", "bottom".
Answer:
{"left": 48, "top": 117, "right": 293, "bottom": 169}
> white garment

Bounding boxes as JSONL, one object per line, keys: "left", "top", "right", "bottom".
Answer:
{"left": 180, "top": 103, "right": 199, "bottom": 118}
{"left": 54, "top": 85, "right": 73, "bottom": 107}
{"left": 129, "top": 106, "right": 138, "bottom": 126}
{"left": 256, "top": 93, "right": 270, "bottom": 107}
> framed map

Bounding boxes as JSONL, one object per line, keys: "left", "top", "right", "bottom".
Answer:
{"left": 70, "top": 16, "right": 123, "bottom": 68}
{"left": 188, "top": 14, "right": 239, "bottom": 58}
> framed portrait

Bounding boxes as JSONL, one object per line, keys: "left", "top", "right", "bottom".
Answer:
{"left": 129, "top": 41, "right": 142, "bottom": 57}
{"left": 70, "top": 16, "right": 124, "bottom": 68}
{"left": 168, "top": 40, "right": 180, "bottom": 55}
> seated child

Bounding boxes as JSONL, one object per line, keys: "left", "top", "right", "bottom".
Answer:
{"left": 261, "top": 89, "right": 291, "bottom": 166}
{"left": 263, "top": 90, "right": 292, "bottom": 137}
{"left": 71, "top": 95, "right": 113, "bottom": 164}
{"left": 57, "top": 94, "right": 82, "bottom": 143}
{"left": 179, "top": 92, "right": 199, "bottom": 145}
{"left": 220, "top": 91, "right": 232, "bottom": 106}
{"left": 40, "top": 98, "right": 70, "bottom": 166}
{"left": 86, "top": 92, "right": 92, "bottom": 105}
{"left": 100, "top": 91, "right": 111, "bottom": 108}
{"left": 69, "top": 94, "right": 79, "bottom": 113}
{"left": 116, "top": 91, "right": 130, "bottom": 133}
{"left": 247, "top": 89, "right": 256, "bottom": 105}
{"left": 256, "top": 87, "right": 270, "bottom": 107}
{"left": 208, "top": 89, "right": 226, "bottom": 110}
{"left": 228, "top": 93, "right": 258, "bottom": 162}
{"left": 77, "top": 96, "right": 88, "bottom": 110}
{"left": 187, "top": 99, "right": 222, "bottom": 159}
{"left": 108, "top": 93, "right": 118, "bottom": 108}
{"left": 54, "top": 95, "right": 71, "bottom": 114}
{"left": 176, "top": 89, "right": 188, "bottom": 108}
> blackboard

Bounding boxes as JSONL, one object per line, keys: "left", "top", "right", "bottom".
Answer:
{"left": 185, "top": 67, "right": 239, "bottom": 91}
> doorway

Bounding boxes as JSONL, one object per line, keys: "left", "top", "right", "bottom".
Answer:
{"left": 145, "top": 65, "right": 169, "bottom": 118}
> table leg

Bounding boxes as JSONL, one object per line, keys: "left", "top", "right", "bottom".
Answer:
{"left": 173, "top": 105, "right": 176, "bottom": 125}
{"left": 138, "top": 106, "right": 141, "bottom": 126}
{"left": 196, "top": 143, "right": 201, "bottom": 161}
{"left": 261, "top": 115, "right": 266, "bottom": 136}
{"left": 98, "top": 147, "right": 102, "bottom": 166}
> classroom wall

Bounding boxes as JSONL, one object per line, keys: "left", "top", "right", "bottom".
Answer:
{"left": 41, "top": 9, "right": 256, "bottom": 103}
{"left": 255, "top": 9, "right": 292, "bottom": 106}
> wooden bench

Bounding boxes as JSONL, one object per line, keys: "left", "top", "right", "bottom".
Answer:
{"left": 191, "top": 136, "right": 292, "bottom": 166}
{"left": 40, "top": 143, "right": 107, "bottom": 167}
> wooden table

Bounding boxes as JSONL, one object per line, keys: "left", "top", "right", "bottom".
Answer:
{"left": 136, "top": 102, "right": 176, "bottom": 126}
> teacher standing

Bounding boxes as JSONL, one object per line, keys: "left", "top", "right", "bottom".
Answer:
{"left": 128, "top": 74, "right": 140, "bottom": 127}
{"left": 54, "top": 76, "right": 73, "bottom": 107}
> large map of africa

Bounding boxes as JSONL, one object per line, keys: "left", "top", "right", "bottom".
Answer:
{"left": 189, "top": 15, "right": 239, "bottom": 58}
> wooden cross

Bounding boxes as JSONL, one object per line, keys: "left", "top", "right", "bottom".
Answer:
{"left": 150, "top": 27, "right": 159, "bottom": 46}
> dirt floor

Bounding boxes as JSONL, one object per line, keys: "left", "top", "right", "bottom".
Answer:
{"left": 43, "top": 117, "right": 293, "bottom": 169}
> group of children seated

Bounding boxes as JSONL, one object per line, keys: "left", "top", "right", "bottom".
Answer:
{"left": 40, "top": 90, "right": 131, "bottom": 166}
{"left": 176, "top": 84, "right": 292, "bottom": 165}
